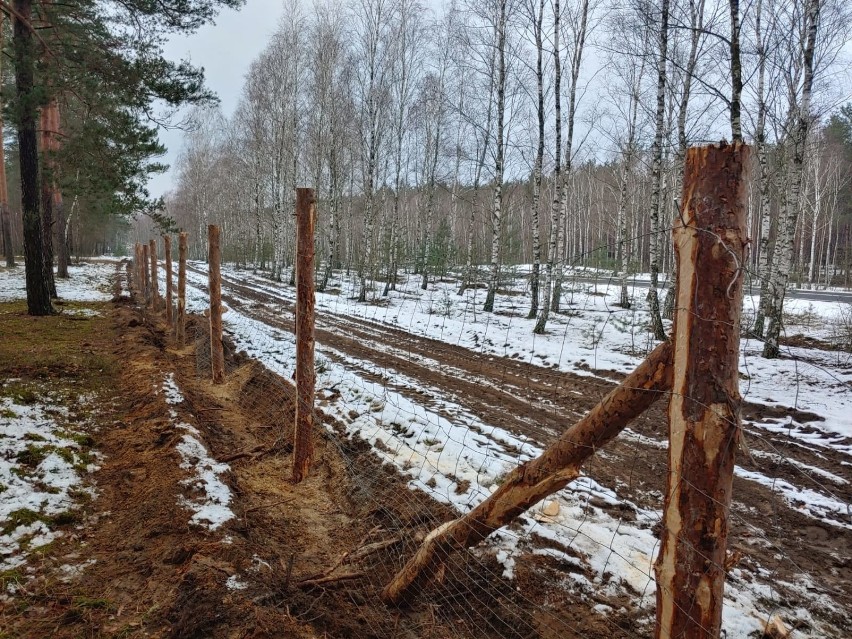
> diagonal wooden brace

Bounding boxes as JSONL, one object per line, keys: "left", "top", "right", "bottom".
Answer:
{"left": 382, "top": 339, "right": 674, "bottom": 605}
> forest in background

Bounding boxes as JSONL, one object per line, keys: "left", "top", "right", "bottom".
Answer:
{"left": 148, "top": 0, "right": 852, "bottom": 357}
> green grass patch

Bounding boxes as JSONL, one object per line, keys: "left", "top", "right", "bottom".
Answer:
{"left": 0, "top": 568, "right": 24, "bottom": 590}
{"left": 61, "top": 431, "right": 96, "bottom": 448}
{"left": 14, "top": 442, "right": 94, "bottom": 473}
{"left": 2, "top": 508, "right": 43, "bottom": 534}
{"left": 10, "top": 388, "right": 38, "bottom": 405}
{"left": 15, "top": 444, "right": 52, "bottom": 467}
{"left": 1, "top": 507, "right": 82, "bottom": 536}
{"left": 49, "top": 511, "right": 81, "bottom": 527}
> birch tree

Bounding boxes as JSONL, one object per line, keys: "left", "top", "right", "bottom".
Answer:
{"left": 763, "top": 0, "right": 820, "bottom": 358}
{"left": 645, "top": 0, "right": 670, "bottom": 342}
{"left": 352, "top": 0, "right": 396, "bottom": 302}
{"left": 550, "top": 0, "right": 591, "bottom": 314}
{"left": 483, "top": 0, "right": 510, "bottom": 313}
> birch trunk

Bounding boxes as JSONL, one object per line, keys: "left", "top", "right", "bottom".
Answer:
{"left": 751, "top": 0, "right": 772, "bottom": 335}
{"left": 551, "top": 0, "right": 589, "bottom": 314}
{"left": 533, "top": 0, "right": 561, "bottom": 333}
{"left": 647, "top": 0, "right": 670, "bottom": 341}
{"left": 527, "top": 0, "right": 545, "bottom": 319}
{"left": 764, "top": 0, "right": 820, "bottom": 358}
{"left": 0, "top": 15, "right": 11, "bottom": 268}
{"left": 664, "top": 0, "right": 704, "bottom": 319}
{"left": 483, "top": 0, "right": 507, "bottom": 313}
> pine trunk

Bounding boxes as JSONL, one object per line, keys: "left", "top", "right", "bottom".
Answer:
{"left": 383, "top": 339, "right": 674, "bottom": 605}
{"left": 15, "top": 0, "right": 52, "bottom": 315}
{"left": 654, "top": 142, "right": 749, "bottom": 639}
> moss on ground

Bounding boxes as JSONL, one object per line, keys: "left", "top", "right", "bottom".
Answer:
{"left": 0, "top": 300, "right": 116, "bottom": 392}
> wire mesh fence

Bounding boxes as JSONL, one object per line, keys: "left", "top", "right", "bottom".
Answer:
{"left": 128, "top": 181, "right": 852, "bottom": 639}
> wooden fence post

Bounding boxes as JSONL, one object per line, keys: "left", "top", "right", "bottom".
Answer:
{"left": 208, "top": 225, "right": 225, "bottom": 384}
{"left": 654, "top": 142, "right": 749, "bottom": 639}
{"left": 137, "top": 243, "right": 145, "bottom": 300}
{"left": 292, "top": 188, "right": 317, "bottom": 484}
{"left": 177, "top": 232, "right": 187, "bottom": 345}
{"left": 164, "top": 235, "right": 173, "bottom": 326}
{"left": 149, "top": 238, "right": 159, "bottom": 311}
{"left": 142, "top": 242, "right": 150, "bottom": 305}
{"left": 382, "top": 339, "right": 674, "bottom": 605}
{"left": 133, "top": 243, "right": 142, "bottom": 299}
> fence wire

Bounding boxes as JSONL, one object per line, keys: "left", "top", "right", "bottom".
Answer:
{"left": 134, "top": 226, "right": 852, "bottom": 639}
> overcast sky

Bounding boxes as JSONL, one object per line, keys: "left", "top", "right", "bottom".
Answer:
{"left": 149, "top": 0, "right": 285, "bottom": 199}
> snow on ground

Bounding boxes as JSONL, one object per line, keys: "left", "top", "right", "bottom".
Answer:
{"left": 160, "top": 375, "right": 235, "bottom": 531}
{"left": 216, "top": 264, "right": 852, "bottom": 446}
{"left": 179, "top": 264, "right": 852, "bottom": 637}
{"left": 0, "top": 262, "right": 116, "bottom": 578}
{"left": 0, "top": 391, "right": 98, "bottom": 574}
{"left": 0, "top": 262, "right": 116, "bottom": 303}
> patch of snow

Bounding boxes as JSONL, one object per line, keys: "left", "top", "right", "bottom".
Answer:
{"left": 162, "top": 373, "right": 185, "bottom": 405}
{"left": 0, "top": 394, "right": 97, "bottom": 570}
{"left": 57, "top": 558, "right": 97, "bottom": 582}
{"left": 0, "top": 262, "right": 115, "bottom": 303}
{"left": 735, "top": 467, "right": 851, "bottom": 529}
{"left": 175, "top": 433, "right": 234, "bottom": 530}
{"left": 164, "top": 375, "right": 234, "bottom": 531}
{"left": 226, "top": 574, "right": 247, "bottom": 590}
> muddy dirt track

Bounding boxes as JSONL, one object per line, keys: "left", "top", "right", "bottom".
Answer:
{"left": 186, "top": 265, "right": 852, "bottom": 632}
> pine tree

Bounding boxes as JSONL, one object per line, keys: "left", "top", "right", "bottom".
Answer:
{"left": 10, "top": 0, "right": 243, "bottom": 314}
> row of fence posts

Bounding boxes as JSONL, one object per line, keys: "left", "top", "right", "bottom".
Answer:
{"left": 132, "top": 232, "right": 188, "bottom": 343}
{"left": 130, "top": 188, "right": 317, "bottom": 485}
{"left": 130, "top": 144, "right": 746, "bottom": 638}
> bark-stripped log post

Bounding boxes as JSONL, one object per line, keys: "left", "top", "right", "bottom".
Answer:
{"left": 208, "top": 225, "right": 225, "bottom": 384}
{"left": 164, "top": 235, "right": 173, "bottom": 326}
{"left": 133, "top": 243, "right": 142, "bottom": 299}
{"left": 149, "top": 239, "right": 159, "bottom": 311}
{"left": 293, "top": 188, "right": 317, "bottom": 484}
{"left": 177, "top": 232, "right": 187, "bottom": 345}
{"left": 654, "top": 142, "right": 749, "bottom": 639}
{"left": 142, "top": 243, "right": 150, "bottom": 305}
{"left": 382, "top": 339, "right": 674, "bottom": 605}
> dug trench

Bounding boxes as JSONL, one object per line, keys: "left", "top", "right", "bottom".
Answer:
{"left": 2, "top": 279, "right": 638, "bottom": 638}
